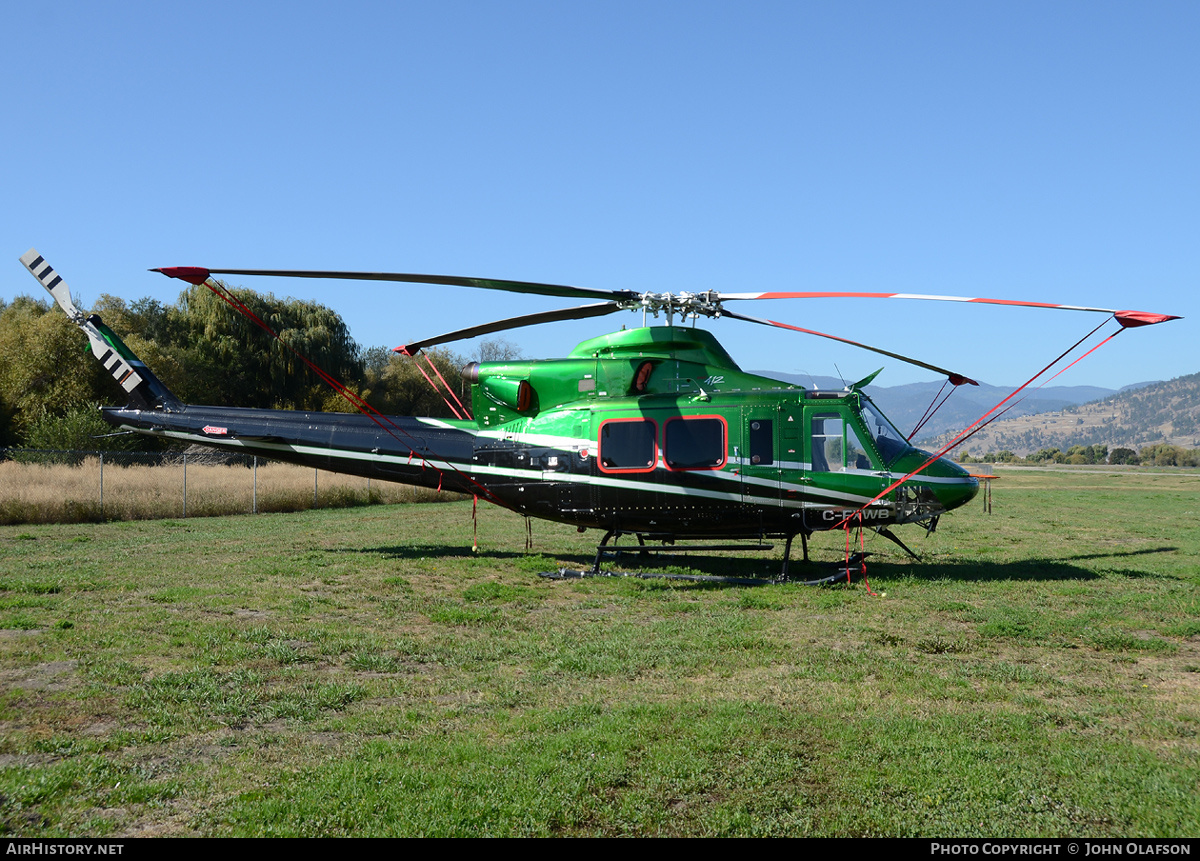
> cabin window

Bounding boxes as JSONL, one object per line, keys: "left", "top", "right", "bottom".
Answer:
{"left": 748, "top": 419, "right": 773, "bottom": 466}
{"left": 599, "top": 418, "right": 658, "bottom": 472}
{"left": 665, "top": 416, "right": 726, "bottom": 470}
{"left": 811, "top": 414, "right": 843, "bottom": 472}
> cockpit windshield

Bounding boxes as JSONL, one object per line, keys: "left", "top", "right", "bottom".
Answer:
{"left": 858, "top": 397, "right": 913, "bottom": 467}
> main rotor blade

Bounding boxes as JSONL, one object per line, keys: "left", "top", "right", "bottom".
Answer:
{"left": 153, "top": 266, "right": 633, "bottom": 303}
{"left": 397, "top": 302, "right": 623, "bottom": 355}
{"left": 718, "top": 291, "right": 1180, "bottom": 328}
{"left": 720, "top": 309, "right": 979, "bottom": 386}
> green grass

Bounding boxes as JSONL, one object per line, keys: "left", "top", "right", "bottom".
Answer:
{"left": 0, "top": 468, "right": 1197, "bottom": 836}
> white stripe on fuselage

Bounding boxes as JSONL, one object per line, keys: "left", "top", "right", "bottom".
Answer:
{"left": 425, "top": 426, "right": 975, "bottom": 486}
{"left": 132, "top": 427, "right": 894, "bottom": 509}
{"left": 132, "top": 425, "right": 971, "bottom": 511}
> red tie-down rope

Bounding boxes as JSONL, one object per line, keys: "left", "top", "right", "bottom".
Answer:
{"left": 200, "top": 279, "right": 508, "bottom": 508}
{"left": 908, "top": 378, "right": 955, "bottom": 440}
{"left": 835, "top": 317, "right": 1124, "bottom": 588}
{"left": 422, "top": 353, "right": 472, "bottom": 420}
{"left": 942, "top": 325, "right": 1133, "bottom": 447}
{"left": 395, "top": 347, "right": 472, "bottom": 421}
{"left": 843, "top": 513, "right": 880, "bottom": 595}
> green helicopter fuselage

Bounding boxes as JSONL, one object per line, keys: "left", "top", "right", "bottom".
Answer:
{"left": 98, "top": 325, "right": 977, "bottom": 539}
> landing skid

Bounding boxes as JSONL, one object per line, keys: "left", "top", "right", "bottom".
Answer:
{"left": 587, "top": 528, "right": 814, "bottom": 580}
{"left": 875, "top": 526, "right": 921, "bottom": 561}
{"left": 538, "top": 527, "right": 862, "bottom": 585}
{"left": 538, "top": 563, "right": 860, "bottom": 587}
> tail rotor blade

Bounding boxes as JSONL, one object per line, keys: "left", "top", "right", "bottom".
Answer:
{"left": 21, "top": 249, "right": 185, "bottom": 409}
{"left": 21, "top": 248, "right": 85, "bottom": 321}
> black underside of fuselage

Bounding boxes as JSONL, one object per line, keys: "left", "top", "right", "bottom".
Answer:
{"left": 101, "top": 404, "right": 923, "bottom": 538}
{"left": 102, "top": 404, "right": 479, "bottom": 492}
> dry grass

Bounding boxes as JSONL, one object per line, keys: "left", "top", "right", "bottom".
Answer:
{"left": 0, "top": 457, "right": 459, "bottom": 524}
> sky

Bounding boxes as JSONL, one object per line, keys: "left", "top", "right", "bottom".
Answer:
{"left": 3, "top": 1, "right": 1196, "bottom": 392}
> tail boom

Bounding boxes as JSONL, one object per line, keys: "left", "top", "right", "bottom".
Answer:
{"left": 100, "top": 403, "right": 480, "bottom": 493}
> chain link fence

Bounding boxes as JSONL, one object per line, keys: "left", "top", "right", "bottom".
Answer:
{"left": 0, "top": 448, "right": 455, "bottom": 525}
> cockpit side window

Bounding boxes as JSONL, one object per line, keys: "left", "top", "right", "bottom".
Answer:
{"left": 812, "top": 411, "right": 876, "bottom": 472}
{"left": 859, "top": 398, "right": 912, "bottom": 467}
{"left": 845, "top": 425, "right": 872, "bottom": 470}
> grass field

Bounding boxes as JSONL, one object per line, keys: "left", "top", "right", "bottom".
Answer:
{"left": 1, "top": 468, "right": 1197, "bottom": 836}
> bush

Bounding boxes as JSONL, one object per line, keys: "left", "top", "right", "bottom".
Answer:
{"left": 23, "top": 403, "right": 144, "bottom": 455}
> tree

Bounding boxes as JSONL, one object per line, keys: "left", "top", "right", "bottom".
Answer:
{"left": 168, "top": 283, "right": 364, "bottom": 409}
{"left": 0, "top": 390, "right": 14, "bottom": 448}
{"left": 89, "top": 284, "right": 365, "bottom": 411}
{"left": 476, "top": 338, "right": 525, "bottom": 363}
{"left": 1138, "top": 444, "right": 1199, "bottom": 467}
{"left": 1, "top": 281, "right": 489, "bottom": 440}
{"left": 364, "top": 347, "right": 469, "bottom": 418}
{"left": 0, "top": 296, "right": 116, "bottom": 443}
{"left": 361, "top": 345, "right": 394, "bottom": 378}
{"left": 1028, "top": 448, "right": 1062, "bottom": 464}
{"left": 23, "top": 402, "right": 143, "bottom": 453}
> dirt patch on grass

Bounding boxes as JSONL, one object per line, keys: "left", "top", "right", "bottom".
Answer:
{"left": 1, "top": 660, "right": 79, "bottom": 691}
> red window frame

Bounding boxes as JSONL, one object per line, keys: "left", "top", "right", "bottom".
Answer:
{"left": 597, "top": 417, "right": 659, "bottom": 474}
{"left": 663, "top": 414, "right": 728, "bottom": 471}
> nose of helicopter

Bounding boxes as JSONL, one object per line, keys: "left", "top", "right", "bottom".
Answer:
{"left": 928, "top": 455, "right": 980, "bottom": 511}
{"left": 893, "top": 450, "right": 980, "bottom": 513}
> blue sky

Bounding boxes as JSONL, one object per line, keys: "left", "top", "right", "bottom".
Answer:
{"left": 4, "top": 1, "right": 1195, "bottom": 391}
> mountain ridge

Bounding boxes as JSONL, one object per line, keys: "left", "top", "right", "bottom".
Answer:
{"left": 923, "top": 372, "right": 1200, "bottom": 456}
{"left": 749, "top": 369, "right": 1196, "bottom": 456}
{"left": 749, "top": 370, "right": 1157, "bottom": 440}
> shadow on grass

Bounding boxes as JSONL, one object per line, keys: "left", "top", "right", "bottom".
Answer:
{"left": 351, "top": 544, "right": 541, "bottom": 562}
{"left": 343, "top": 542, "right": 1181, "bottom": 586}
{"left": 872, "top": 545, "right": 1180, "bottom": 583}
{"left": 347, "top": 543, "right": 785, "bottom": 589}
{"left": 1065, "top": 546, "right": 1179, "bottom": 561}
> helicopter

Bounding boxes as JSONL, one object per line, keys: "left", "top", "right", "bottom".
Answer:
{"left": 18, "top": 249, "right": 1180, "bottom": 582}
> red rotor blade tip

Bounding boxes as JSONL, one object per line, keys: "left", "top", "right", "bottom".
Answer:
{"left": 1114, "top": 310, "right": 1182, "bottom": 328}
{"left": 151, "top": 266, "right": 211, "bottom": 285}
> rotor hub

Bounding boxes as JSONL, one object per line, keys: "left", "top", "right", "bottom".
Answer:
{"left": 621, "top": 291, "right": 724, "bottom": 321}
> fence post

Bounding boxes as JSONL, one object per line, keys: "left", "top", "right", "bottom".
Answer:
{"left": 253, "top": 456, "right": 258, "bottom": 514}
{"left": 99, "top": 452, "right": 104, "bottom": 516}
{"left": 183, "top": 453, "right": 188, "bottom": 518}
{"left": 314, "top": 468, "right": 318, "bottom": 508}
